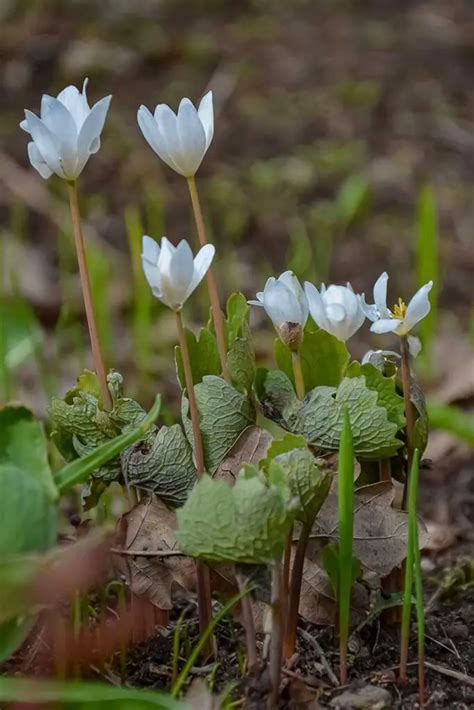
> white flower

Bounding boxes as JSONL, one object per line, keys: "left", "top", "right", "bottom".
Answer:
{"left": 361, "top": 272, "right": 433, "bottom": 339}
{"left": 137, "top": 91, "right": 214, "bottom": 177}
{"left": 141, "top": 236, "right": 214, "bottom": 311}
{"left": 304, "top": 282, "right": 365, "bottom": 342}
{"left": 249, "top": 271, "right": 308, "bottom": 349}
{"left": 20, "top": 79, "right": 111, "bottom": 181}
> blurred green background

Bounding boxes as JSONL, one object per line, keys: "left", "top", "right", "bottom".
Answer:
{"left": 1, "top": 0, "right": 473, "bottom": 414}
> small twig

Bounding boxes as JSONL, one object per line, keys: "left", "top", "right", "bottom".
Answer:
{"left": 110, "top": 547, "right": 186, "bottom": 558}
{"left": 298, "top": 628, "right": 339, "bottom": 687}
{"left": 424, "top": 661, "right": 474, "bottom": 687}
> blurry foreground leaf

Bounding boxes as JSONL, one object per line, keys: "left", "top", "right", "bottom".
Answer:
{"left": 0, "top": 403, "right": 57, "bottom": 499}
{"left": 0, "top": 678, "right": 187, "bottom": 709}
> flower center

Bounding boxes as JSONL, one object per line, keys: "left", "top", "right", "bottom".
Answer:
{"left": 393, "top": 298, "right": 407, "bottom": 319}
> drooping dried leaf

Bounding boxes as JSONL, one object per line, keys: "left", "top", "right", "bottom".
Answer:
{"left": 299, "top": 556, "right": 368, "bottom": 626}
{"left": 308, "top": 481, "right": 430, "bottom": 579}
{"left": 118, "top": 498, "right": 195, "bottom": 610}
{"left": 215, "top": 426, "right": 272, "bottom": 484}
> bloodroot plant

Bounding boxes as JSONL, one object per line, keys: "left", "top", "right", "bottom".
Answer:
{"left": 0, "top": 77, "right": 437, "bottom": 707}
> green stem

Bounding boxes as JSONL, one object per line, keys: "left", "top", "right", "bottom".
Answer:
{"left": 67, "top": 181, "right": 111, "bottom": 410}
{"left": 338, "top": 408, "right": 354, "bottom": 686}
{"left": 186, "top": 176, "right": 229, "bottom": 381}
{"left": 292, "top": 349, "right": 305, "bottom": 400}
{"left": 399, "top": 449, "right": 420, "bottom": 685}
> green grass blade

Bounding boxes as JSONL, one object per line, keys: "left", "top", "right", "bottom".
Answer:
{"left": 54, "top": 395, "right": 161, "bottom": 493}
{"left": 338, "top": 407, "right": 354, "bottom": 677}
{"left": 172, "top": 587, "right": 251, "bottom": 698}
{"left": 427, "top": 401, "right": 474, "bottom": 446}
{"left": 416, "top": 185, "right": 439, "bottom": 371}
{"left": 400, "top": 448, "right": 420, "bottom": 678}
{"left": 125, "top": 205, "right": 154, "bottom": 379}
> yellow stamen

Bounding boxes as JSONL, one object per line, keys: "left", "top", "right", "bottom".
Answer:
{"left": 393, "top": 298, "right": 407, "bottom": 319}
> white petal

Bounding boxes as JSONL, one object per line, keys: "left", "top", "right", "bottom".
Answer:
{"left": 186, "top": 243, "right": 215, "bottom": 299}
{"left": 248, "top": 299, "right": 264, "bottom": 307}
{"left": 176, "top": 98, "right": 207, "bottom": 177}
{"left": 278, "top": 271, "right": 308, "bottom": 324}
{"left": 169, "top": 240, "right": 195, "bottom": 294}
{"left": 197, "top": 91, "right": 214, "bottom": 150}
{"left": 262, "top": 279, "right": 301, "bottom": 328}
{"left": 373, "top": 272, "right": 389, "bottom": 315}
{"left": 408, "top": 335, "right": 422, "bottom": 357}
{"left": 40, "top": 95, "right": 78, "bottom": 177}
{"left": 142, "top": 235, "right": 160, "bottom": 264}
{"left": 370, "top": 318, "right": 401, "bottom": 334}
{"left": 137, "top": 106, "right": 178, "bottom": 172}
{"left": 404, "top": 281, "right": 433, "bottom": 331}
{"left": 305, "top": 281, "right": 330, "bottom": 331}
{"left": 141, "top": 255, "right": 161, "bottom": 292}
{"left": 359, "top": 293, "right": 378, "bottom": 322}
{"left": 24, "top": 110, "right": 64, "bottom": 178}
{"left": 57, "top": 81, "right": 90, "bottom": 129}
{"left": 27, "top": 141, "right": 53, "bottom": 179}
{"left": 155, "top": 104, "right": 185, "bottom": 174}
{"left": 20, "top": 118, "right": 29, "bottom": 133}
{"left": 76, "top": 95, "right": 111, "bottom": 175}
{"left": 325, "top": 303, "right": 346, "bottom": 323}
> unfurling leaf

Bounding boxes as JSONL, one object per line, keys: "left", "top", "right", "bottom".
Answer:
{"left": 270, "top": 446, "right": 332, "bottom": 526}
{"left": 176, "top": 471, "right": 295, "bottom": 564}
{"left": 175, "top": 326, "right": 220, "bottom": 388}
{"left": 225, "top": 293, "right": 256, "bottom": 393}
{"left": 181, "top": 376, "right": 255, "bottom": 473}
{"left": 49, "top": 370, "right": 151, "bottom": 484}
{"left": 275, "top": 328, "right": 350, "bottom": 392}
{"left": 123, "top": 424, "right": 196, "bottom": 507}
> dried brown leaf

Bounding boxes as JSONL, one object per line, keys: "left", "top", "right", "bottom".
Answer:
{"left": 299, "top": 556, "right": 368, "bottom": 626}
{"left": 308, "top": 481, "right": 430, "bottom": 579}
{"left": 214, "top": 425, "right": 272, "bottom": 484}
{"left": 118, "top": 497, "right": 195, "bottom": 609}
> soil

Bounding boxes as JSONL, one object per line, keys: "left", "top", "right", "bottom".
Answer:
{"left": 120, "top": 453, "right": 474, "bottom": 708}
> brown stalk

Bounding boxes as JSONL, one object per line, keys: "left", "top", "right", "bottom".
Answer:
{"left": 400, "top": 335, "right": 415, "bottom": 509}
{"left": 187, "top": 176, "right": 228, "bottom": 381}
{"left": 175, "top": 309, "right": 214, "bottom": 657}
{"left": 67, "top": 181, "right": 112, "bottom": 410}
{"left": 283, "top": 522, "right": 311, "bottom": 659}
{"left": 236, "top": 572, "right": 258, "bottom": 671}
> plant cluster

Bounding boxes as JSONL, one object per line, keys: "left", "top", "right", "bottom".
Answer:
{"left": 1, "top": 80, "right": 433, "bottom": 707}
